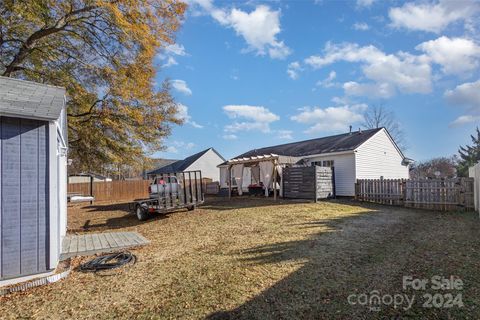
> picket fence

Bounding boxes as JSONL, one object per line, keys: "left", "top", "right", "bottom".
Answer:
{"left": 355, "top": 178, "right": 475, "bottom": 211}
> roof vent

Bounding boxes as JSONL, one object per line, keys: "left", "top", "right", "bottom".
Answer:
{"left": 349, "top": 125, "right": 352, "bottom": 134}
{"left": 358, "top": 127, "right": 362, "bottom": 134}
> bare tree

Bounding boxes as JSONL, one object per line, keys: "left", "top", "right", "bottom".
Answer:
{"left": 410, "top": 157, "right": 457, "bottom": 179}
{"left": 362, "top": 105, "right": 407, "bottom": 151}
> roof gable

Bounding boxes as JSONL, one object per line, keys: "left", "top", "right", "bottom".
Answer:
{"left": 148, "top": 148, "right": 224, "bottom": 175}
{"left": 355, "top": 127, "right": 406, "bottom": 159}
{"left": 233, "top": 128, "right": 383, "bottom": 159}
{"left": 0, "top": 76, "right": 66, "bottom": 120}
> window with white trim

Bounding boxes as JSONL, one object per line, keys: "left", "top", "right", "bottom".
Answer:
{"left": 311, "top": 160, "right": 334, "bottom": 167}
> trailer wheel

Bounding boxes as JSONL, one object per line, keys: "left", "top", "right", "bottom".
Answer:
{"left": 136, "top": 205, "right": 149, "bottom": 221}
{"left": 187, "top": 205, "right": 195, "bottom": 211}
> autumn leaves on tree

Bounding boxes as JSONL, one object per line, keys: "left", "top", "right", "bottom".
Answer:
{"left": 0, "top": 0, "right": 186, "bottom": 175}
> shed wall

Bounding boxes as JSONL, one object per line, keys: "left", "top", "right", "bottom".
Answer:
{"left": 0, "top": 116, "right": 50, "bottom": 280}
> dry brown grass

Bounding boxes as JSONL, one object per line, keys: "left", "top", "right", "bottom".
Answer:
{"left": 1, "top": 197, "right": 479, "bottom": 319}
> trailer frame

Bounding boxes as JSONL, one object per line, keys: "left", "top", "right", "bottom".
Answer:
{"left": 130, "top": 170, "right": 205, "bottom": 220}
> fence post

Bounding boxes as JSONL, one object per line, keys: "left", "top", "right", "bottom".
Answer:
{"left": 354, "top": 179, "right": 358, "bottom": 201}
{"left": 89, "top": 176, "right": 94, "bottom": 205}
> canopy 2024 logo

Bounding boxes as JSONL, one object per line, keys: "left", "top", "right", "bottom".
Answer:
{"left": 347, "top": 275, "right": 464, "bottom": 312}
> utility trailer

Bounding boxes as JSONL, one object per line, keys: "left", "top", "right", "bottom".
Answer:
{"left": 131, "top": 170, "right": 204, "bottom": 221}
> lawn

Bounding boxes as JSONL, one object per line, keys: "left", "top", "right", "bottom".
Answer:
{"left": 1, "top": 197, "right": 479, "bottom": 319}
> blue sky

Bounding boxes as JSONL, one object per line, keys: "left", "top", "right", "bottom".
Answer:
{"left": 153, "top": 0, "right": 480, "bottom": 162}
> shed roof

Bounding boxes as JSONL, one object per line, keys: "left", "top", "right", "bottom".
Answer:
{"left": 0, "top": 76, "right": 66, "bottom": 120}
{"left": 228, "top": 128, "right": 384, "bottom": 162}
{"left": 148, "top": 148, "right": 225, "bottom": 175}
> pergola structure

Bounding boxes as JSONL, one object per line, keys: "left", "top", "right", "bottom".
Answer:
{"left": 225, "top": 154, "right": 300, "bottom": 200}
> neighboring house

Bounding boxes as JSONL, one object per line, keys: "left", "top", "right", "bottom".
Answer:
{"left": 219, "top": 128, "right": 413, "bottom": 196}
{"left": 68, "top": 172, "right": 112, "bottom": 183}
{"left": 0, "top": 77, "right": 67, "bottom": 286}
{"left": 142, "top": 158, "right": 178, "bottom": 179}
{"left": 147, "top": 148, "right": 225, "bottom": 181}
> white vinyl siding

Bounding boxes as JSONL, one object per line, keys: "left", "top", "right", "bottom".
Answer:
{"left": 305, "top": 153, "right": 356, "bottom": 196}
{"left": 355, "top": 128, "right": 409, "bottom": 180}
{"left": 185, "top": 149, "right": 224, "bottom": 181}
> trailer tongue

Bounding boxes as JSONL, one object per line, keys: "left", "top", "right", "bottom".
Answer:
{"left": 131, "top": 170, "right": 204, "bottom": 221}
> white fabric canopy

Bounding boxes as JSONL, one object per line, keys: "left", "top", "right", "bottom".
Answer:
{"left": 276, "top": 164, "right": 283, "bottom": 197}
{"left": 232, "top": 164, "right": 244, "bottom": 195}
{"left": 259, "top": 161, "right": 274, "bottom": 197}
{"left": 251, "top": 166, "right": 260, "bottom": 184}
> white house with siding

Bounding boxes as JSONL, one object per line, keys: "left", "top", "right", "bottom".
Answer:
{"left": 148, "top": 148, "right": 225, "bottom": 182}
{"left": 0, "top": 77, "right": 68, "bottom": 286}
{"left": 219, "top": 128, "right": 412, "bottom": 196}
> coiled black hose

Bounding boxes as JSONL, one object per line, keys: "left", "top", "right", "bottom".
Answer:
{"left": 79, "top": 252, "right": 136, "bottom": 272}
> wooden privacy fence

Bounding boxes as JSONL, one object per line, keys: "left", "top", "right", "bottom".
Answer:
{"left": 68, "top": 180, "right": 150, "bottom": 202}
{"left": 355, "top": 178, "right": 475, "bottom": 211}
{"left": 69, "top": 179, "right": 218, "bottom": 202}
{"left": 355, "top": 179, "right": 405, "bottom": 206}
{"left": 283, "top": 166, "right": 335, "bottom": 201}
{"left": 205, "top": 182, "right": 220, "bottom": 195}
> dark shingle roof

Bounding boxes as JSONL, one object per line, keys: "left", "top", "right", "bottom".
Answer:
{"left": 233, "top": 128, "right": 384, "bottom": 159}
{"left": 0, "top": 76, "right": 66, "bottom": 120}
{"left": 151, "top": 158, "right": 179, "bottom": 169}
{"left": 148, "top": 148, "right": 225, "bottom": 175}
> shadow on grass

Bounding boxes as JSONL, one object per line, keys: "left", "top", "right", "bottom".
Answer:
{"left": 204, "top": 202, "right": 480, "bottom": 320}
{"left": 69, "top": 201, "right": 191, "bottom": 232}
{"left": 202, "top": 206, "right": 396, "bottom": 320}
{"left": 201, "top": 196, "right": 315, "bottom": 211}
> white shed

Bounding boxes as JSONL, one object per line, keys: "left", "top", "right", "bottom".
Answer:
{"left": 220, "top": 128, "right": 412, "bottom": 196}
{"left": 0, "top": 77, "right": 68, "bottom": 286}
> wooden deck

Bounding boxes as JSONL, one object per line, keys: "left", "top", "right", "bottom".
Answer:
{"left": 60, "top": 232, "right": 149, "bottom": 260}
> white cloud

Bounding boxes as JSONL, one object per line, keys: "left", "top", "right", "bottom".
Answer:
{"left": 357, "top": 0, "right": 376, "bottom": 7}
{"left": 222, "top": 134, "right": 238, "bottom": 140}
{"left": 305, "top": 42, "right": 432, "bottom": 97}
{"left": 189, "top": 2, "right": 290, "bottom": 59}
{"left": 223, "top": 105, "right": 279, "bottom": 133}
{"left": 223, "top": 105, "right": 279, "bottom": 122}
{"left": 291, "top": 104, "right": 367, "bottom": 134}
{"left": 166, "top": 141, "right": 196, "bottom": 153}
{"left": 343, "top": 81, "right": 395, "bottom": 98}
{"left": 445, "top": 79, "right": 480, "bottom": 126}
{"left": 416, "top": 36, "right": 480, "bottom": 75}
{"left": 164, "top": 43, "right": 187, "bottom": 56}
{"left": 189, "top": 120, "right": 203, "bottom": 129}
{"left": 445, "top": 79, "right": 480, "bottom": 110}
{"left": 178, "top": 141, "right": 194, "bottom": 148}
{"left": 158, "top": 43, "right": 187, "bottom": 68}
{"left": 166, "top": 146, "right": 178, "bottom": 153}
{"left": 287, "top": 61, "right": 302, "bottom": 79}
{"left": 316, "top": 71, "right": 337, "bottom": 88}
{"left": 331, "top": 96, "right": 351, "bottom": 105}
{"left": 450, "top": 115, "right": 480, "bottom": 127}
{"left": 305, "top": 42, "right": 385, "bottom": 69}
{"left": 224, "top": 121, "right": 271, "bottom": 133}
{"left": 353, "top": 22, "right": 370, "bottom": 31}
{"left": 171, "top": 80, "right": 192, "bottom": 96}
{"left": 176, "top": 103, "right": 204, "bottom": 129}
{"left": 162, "top": 57, "right": 178, "bottom": 68}
{"left": 389, "top": 1, "right": 480, "bottom": 33}
{"left": 277, "top": 130, "right": 293, "bottom": 140}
